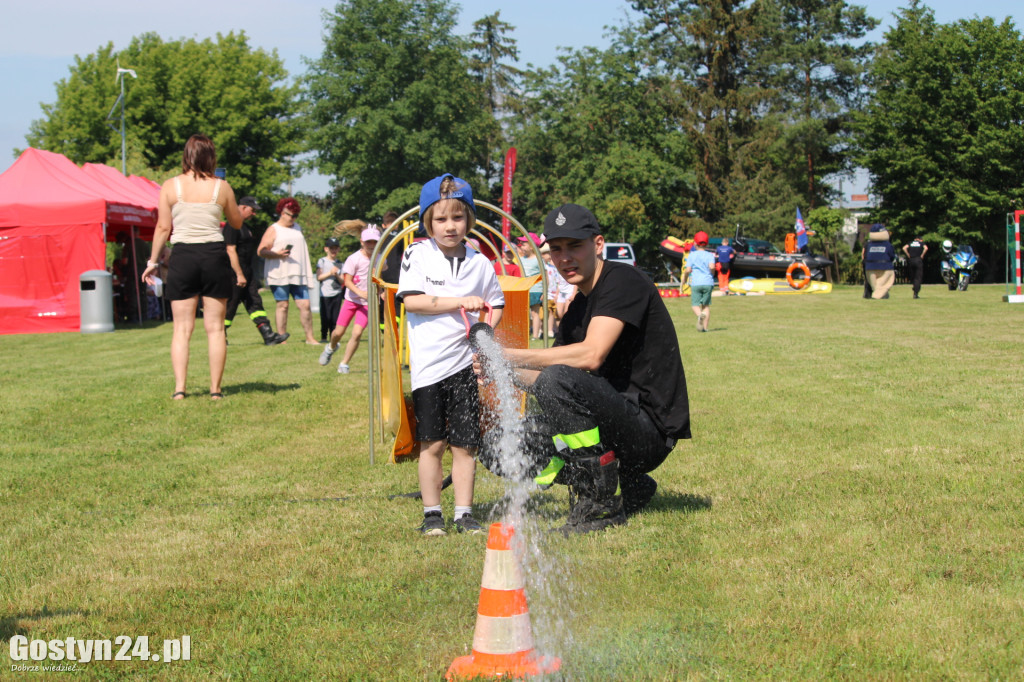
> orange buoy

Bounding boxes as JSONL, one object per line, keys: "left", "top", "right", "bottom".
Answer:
{"left": 786, "top": 261, "right": 812, "bottom": 289}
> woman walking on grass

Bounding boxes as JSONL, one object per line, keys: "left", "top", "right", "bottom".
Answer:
{"left": 141, "top": 134, "right": 245, "bottom": 400}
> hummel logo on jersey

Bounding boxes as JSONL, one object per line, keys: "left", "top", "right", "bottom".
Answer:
{"left": 555, "top": 212, "right": 566, "bottom": 226}
{"left": 426, "top": 276, "right": 445, "bottom": 286}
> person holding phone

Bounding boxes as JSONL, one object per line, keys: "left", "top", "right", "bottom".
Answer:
{"left": 257, "top": 197, "right": 317, "bottom": 344}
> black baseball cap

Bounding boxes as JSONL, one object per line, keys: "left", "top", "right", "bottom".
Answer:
{"left": 543, "top": 203, "right": 602, "bottom": 241}
{"left": 239, "top": 196, "right": 260, "bottom": 210}
{"left": 325, "top": 237, "right": 340, "bottom": 248}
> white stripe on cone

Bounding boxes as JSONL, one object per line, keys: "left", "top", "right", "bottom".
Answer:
{"left": 480, "top": 548, "right": 524, "bottom": 591}
{"left": 471, "top": 613, "right": 535, "bottom": 655}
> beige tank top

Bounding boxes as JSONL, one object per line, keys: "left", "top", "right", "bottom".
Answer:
{"left": 170, "top": 177, "right": 224, "bottom": 244}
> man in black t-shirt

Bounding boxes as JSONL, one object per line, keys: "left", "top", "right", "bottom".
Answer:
{"left": 224, "top": 197, "right": 287, "bottom": 345}
{"left": 480, "top": 204, "right": 691, "bottom": 534}
{"left": 902, "top": 236, "right": 928, "bottom": 299}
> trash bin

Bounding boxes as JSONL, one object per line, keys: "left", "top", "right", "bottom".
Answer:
{"left": 80, "top": 270, "right": 114, "bottom": 333}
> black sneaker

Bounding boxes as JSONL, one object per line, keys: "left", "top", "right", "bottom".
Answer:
{"left": 419, "top": 511, "right": 446, "bottom": 536}
{"left": 453, "top": 514, "right": 484, "bottom": 534}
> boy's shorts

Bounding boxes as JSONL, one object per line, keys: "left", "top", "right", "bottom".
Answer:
{"left": 337, "top": 299, "right": 368, "bottom": 328}
{"left": 691, "top": 284, "right": 713, "bottom": 307}
{"left": 412, "top": 366, "right": 480, "bottom": 449}
{"left": 271, "top": 284, "right": 309, "bottom": 301}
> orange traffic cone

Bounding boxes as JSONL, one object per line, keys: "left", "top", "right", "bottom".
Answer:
{"left": 446, "top": 523, "right": 561, "bottom": 680}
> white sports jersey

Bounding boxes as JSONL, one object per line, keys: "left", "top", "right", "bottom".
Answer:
{"left": 398, "top": 239, "right": 505, "bottom": 390}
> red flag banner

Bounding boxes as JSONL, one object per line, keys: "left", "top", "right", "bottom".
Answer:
{"left": 502, "top": 148, "right": 517, "bottom": 241}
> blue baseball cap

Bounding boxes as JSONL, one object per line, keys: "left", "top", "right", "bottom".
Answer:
{"left": 419, "top": 174, "right": 475, "bottom": 226}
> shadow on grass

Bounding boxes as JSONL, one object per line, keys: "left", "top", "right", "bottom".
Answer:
{"left": 223, "top": 381, "right": 301, "bottom": 396}
{"left": 0, "top": 607, "right": 89, "bottom": 642}
{"left": 462, "top": 488, "right": 713, "bottom": 521}
{"left": 651, "top": 490, "right": 713, "bottom": 515}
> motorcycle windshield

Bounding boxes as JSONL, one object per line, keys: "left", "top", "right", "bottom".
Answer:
{"left": 957, "top": 245, "right": 974, "bottom": 255}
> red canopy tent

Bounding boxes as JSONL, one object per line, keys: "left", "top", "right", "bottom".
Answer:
{"left": 0, "top": 148, "right": 158, "bottom": 335}
{"left": 82, "top": 163, "right": 162, "bottom": 240}
{"left": 129, "top": 174, "right": 162, "bottom": 197}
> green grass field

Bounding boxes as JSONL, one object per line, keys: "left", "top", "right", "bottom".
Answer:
{"left": 2, "top": 285, "right": 1023, "bottom": 680}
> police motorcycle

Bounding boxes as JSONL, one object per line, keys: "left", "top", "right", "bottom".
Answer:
{"left": 939, "top": 240, "right": 978, "bottom": 291}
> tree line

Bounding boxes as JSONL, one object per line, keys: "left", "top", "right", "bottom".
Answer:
{"left": 23, "top": 0, "right": 1024, "bottom": 278}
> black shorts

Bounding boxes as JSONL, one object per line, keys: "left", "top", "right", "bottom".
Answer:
{"left": 165, "top": 242, "right": 234, "bottom": 301}
{"left": 412, "top": 366, "right": 481, "bottom": 449}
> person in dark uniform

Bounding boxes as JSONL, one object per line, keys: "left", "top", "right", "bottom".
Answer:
{"left": 902, "top": 236, "right": 928, "bottom": 299}
{"left": 224, "top": 196, "right": 287, "bottom": 345}
{"left": 477, "top": 204, "right": 691, "bottom": 534}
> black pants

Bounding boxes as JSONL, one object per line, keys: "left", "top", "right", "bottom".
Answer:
{"left": 909, "top": 258, "right": 924, "bottom": 295}
{"left": 320, "top": 294, "right": 342, "bottom": 340}
{"left": 480, "top": 364, "right": 673, "bottom": 480}
{"left": 226, "top": 269, "right": 267, "bottom": 323}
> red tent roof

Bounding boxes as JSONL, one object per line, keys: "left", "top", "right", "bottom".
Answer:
{"left": 82, "top": 162, "right": 161, "bottom": 239}
{"left": 129, "top": 174, "right": 163, "bottom": 196}
{"left": 82, "top": 162, "right": 160, "bottom": 210}
{"left": 0, "top": 148, "right": 155, "bottom": 230}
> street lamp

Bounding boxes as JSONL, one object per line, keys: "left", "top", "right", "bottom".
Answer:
{"left": 105, "top": 62, "right": 137, "bottom": 175}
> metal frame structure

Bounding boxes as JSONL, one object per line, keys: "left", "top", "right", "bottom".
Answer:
{"left": 366, "top": 200, "right": 547, "bottom": 464}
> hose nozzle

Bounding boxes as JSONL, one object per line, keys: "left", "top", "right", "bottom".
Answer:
{"left": 467, "top": 322, "right": 495, "bottom": 351}
{"left": 460, "top": 303, "right": 495, "bottom": 351}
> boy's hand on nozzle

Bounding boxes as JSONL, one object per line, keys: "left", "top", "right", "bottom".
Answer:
{"left": 460, "top": 296, "right": 487, "bottom": 312}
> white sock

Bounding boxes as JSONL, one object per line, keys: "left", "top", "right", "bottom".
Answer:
{"left": 454, "top": 506, "right": 472, "bottom": 521}
{"left": 423, "top": 505, "right": 441, "bottom": 516}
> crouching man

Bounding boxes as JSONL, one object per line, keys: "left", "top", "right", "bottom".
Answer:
{"left": 477, "top": 204, "right": 691, "bottom": 534}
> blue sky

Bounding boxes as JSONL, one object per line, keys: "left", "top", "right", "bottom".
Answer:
{"left": 1, "top": 0, "right": 1019, "bottom": 195}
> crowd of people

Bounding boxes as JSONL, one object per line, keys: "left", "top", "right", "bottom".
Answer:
{"left": 141, "top": 132, "right": 953, "bottom": 540}
{"left": 142, "top": 142, "right": 691, "bottom": 535}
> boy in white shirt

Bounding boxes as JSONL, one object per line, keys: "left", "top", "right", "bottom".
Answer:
{"left": 397, "top": 174, "right": 505, "bottom": 535}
